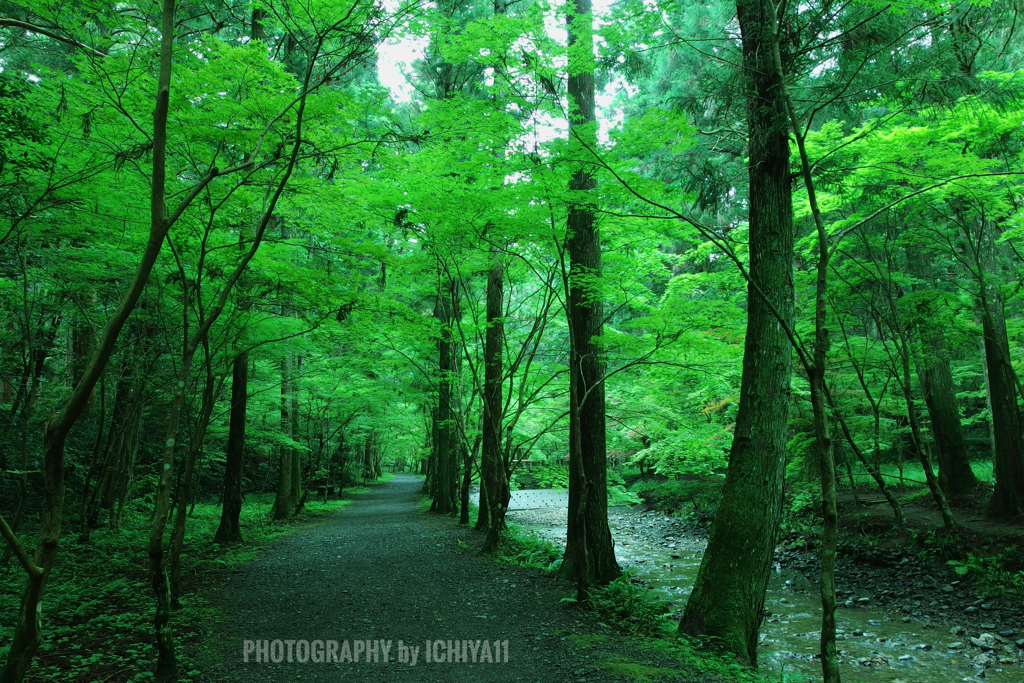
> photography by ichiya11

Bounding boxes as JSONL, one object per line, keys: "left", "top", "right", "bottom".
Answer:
{"left": 242, "top": 638, "right": 510, "bottom": 666}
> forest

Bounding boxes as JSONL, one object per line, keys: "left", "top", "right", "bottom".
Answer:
{"left": 1, "top": 0, "right": 1023, "bottom": 681}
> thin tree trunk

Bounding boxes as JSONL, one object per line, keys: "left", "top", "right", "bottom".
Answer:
{"left": 459, "top": 439, "right": 473, "bottom": 525}
{"left": 169, "top": 347, "right": 219, "bottom": 605}
{"left": 2, "top": 245, "right": 40, "bottom": 568}
{"left": 831, "top": 401, "right": 905, "bottom": 526}
{"left": 215, "top": 351, "right": 248, "bottom": 543}
{"left": 148, "top": 49, "right": 312, "bottom": 678}
{"left": 433, "top": 278, "right": 459, "bottom": 514}
{"left": 888, "top": 316, "right": 957, "bottom": 531}
{"left": 273, "top": 354, "right": 293, "bottom": 520}
{"left": 290, "top": 355, "right": 302, "bottom": 512}
{"left": 0, "top": 0, "right": 192, "bottom": 675}
{"left": 834, "top": 315, "right": 904, "bottom": 525}
{"left": 768, "top": 15, "right": 840, "bottom": 680}
{"left": 482, "top": 251, "right": 508, "bottom": 549}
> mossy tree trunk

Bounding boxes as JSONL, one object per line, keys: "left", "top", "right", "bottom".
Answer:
{"left": 678, "top": 0, "right": 793, "bottom": 664}
{"left": 559, "top": 0, "right": 620, "bottom": 590}
{"left": 169, "top": 344, "right": 221, "bottom": 604}
{"left": 919, "top": 326, "right": 980, "bottom": 497}
{"left": 909, "top": 259, "right": 979, "bottom": 498}
{"left": 973, "top": 221, "right": 1024, "bottom": 518}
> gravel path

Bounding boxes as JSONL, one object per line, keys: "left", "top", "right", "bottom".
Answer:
{"left": 194, "top": 475, "right": 643, "bottom": 683}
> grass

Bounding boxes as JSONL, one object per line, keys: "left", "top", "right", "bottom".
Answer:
{"left": 0, "top": 483, "right": 379, "bottom": 682}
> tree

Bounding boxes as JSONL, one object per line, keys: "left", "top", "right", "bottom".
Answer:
{"left": 677, "top": 0, "right": 793, "bottom": 665}
{"left": 215, "top": 351, "right": 249, "bottom": 543}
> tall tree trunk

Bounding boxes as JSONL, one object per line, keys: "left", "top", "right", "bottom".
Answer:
{"left": 887, "top": 311, "right": 957, "bottom": 531}
{"left": 918, "top": 324, "right": 979, "bottom": 497}
{"left": 977, "top": 222, "right": 1024, "bottom": 518}
{"left": 768, "top": 16, "right": 842, "bottom": 678}
{"left": 459, "top": 439, "right": 473, "bottom": 524}
{"left": 273, "top": 353, "right": 293, "bottom": 520}
{"left": 149, "top": 76, "right": 308, "bottom": 674}
{"left": 215, "top": 351, "right": 248, "bottom": 543}
{"left": 678, "top": 0, "right": 793, "bottom": 665}
{"left": 433, "top": 278, "right": 459, "bottom": 514}
{"left": 2, "top": 250, "right": 39, "bottom": 568}
{"left": 169, "top": 349, "right": 219, "bottom": 605}
{"left": 476, "top": 478, "right": 491, "bottom": 533}
{"left": 482, "top": 251, "right": 509, "bottom": 550}
{"left": 558, "top": 0, "right": 620, "bottom": 592}
{"left": 908, "top": 258, "right": 980, "bottom": 498}
{"left": 290, "top": 355, "right": 302, "bottom": 511}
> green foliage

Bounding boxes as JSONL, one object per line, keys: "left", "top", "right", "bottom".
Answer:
{"left": 586, "top": 574, "right": 672, "bottom": 636}
{"left": 494, "top": 524, "right": 563, "bottom": 571}
{"left": 780, "top": 483, "right": 822, "bottom": 538}
{"left": 533, "top": 461, "right": 570, "bottom": 489}
{"left": 607, "top": 469, "right": 642, "bottom": 506}
{"left": 629, "top": 477, "right": 723, "bottom": 522}
{"left": 947, "top": 547, "right": 1024, "bottom": 595}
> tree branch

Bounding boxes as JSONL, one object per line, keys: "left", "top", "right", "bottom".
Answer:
{"left": 0, "top": 18, "right": 106, "bottom": 58}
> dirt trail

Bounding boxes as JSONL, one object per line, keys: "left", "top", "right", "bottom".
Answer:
{"left": 194, "top": 475, "right": 645, "bottom": 682}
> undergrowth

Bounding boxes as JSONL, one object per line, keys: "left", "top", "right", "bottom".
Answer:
{"left": 494, "top": 524, "right": 563, "bottom": 571}
{"left": 586, "top": 574, "right": 672, "bottom": 636}
{"left": 0, "top": 487, "right": 369, "bottom": 682}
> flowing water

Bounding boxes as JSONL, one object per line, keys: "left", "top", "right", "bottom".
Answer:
{"left": 504, "top": 497, "right": 1024, "bottom": 683}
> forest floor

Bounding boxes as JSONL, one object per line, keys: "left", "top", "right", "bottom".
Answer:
{"left": 787, "top": 489, "right": 1024, "bottom": 636}
{"left": 190, "top": 474, "right": 750, "bottom": 683}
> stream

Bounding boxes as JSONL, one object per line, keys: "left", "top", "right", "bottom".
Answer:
{"left": 499, "top": 494, "right": 1024, "bottom": 683}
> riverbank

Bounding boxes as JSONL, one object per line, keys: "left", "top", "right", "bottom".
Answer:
{"left": 507, "top": 494, "right": 1024, "bottom": 682}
